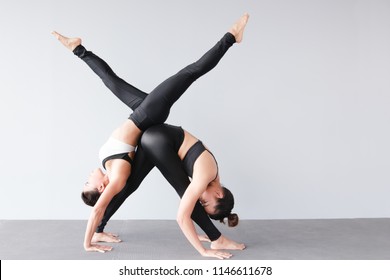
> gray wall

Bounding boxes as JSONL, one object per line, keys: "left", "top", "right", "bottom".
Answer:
{"left": 1, "top": 0, "right": 389, "bottom": 220}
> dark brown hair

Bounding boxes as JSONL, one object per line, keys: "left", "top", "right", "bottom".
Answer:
{"left": 81, "top": 190, "right": 101, "bottom": 207}
{"left": 208, "top": 187, "right": 239, "bottom": 227}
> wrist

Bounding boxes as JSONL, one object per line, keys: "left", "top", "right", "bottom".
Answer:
{"left": 199, "top": 247, "right": 207, "bottom": 256}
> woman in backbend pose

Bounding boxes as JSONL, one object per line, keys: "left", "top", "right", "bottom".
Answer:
{"left": 52, "top": 13, "right": 249, "bottom": 258}
{"left": 139, "top": 123, "right": 242, "bottom": 259}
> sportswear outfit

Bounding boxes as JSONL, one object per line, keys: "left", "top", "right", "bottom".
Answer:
{"left": 74, "top": 33, "right": 236, "bottom": 241}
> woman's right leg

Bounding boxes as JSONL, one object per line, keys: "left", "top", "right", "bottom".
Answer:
{"left": 130, "top": 32, "right": 236, "bottom": 130}
{"left": 129, "top": 14, "right": 249, "bottom": 130}
{"left": 140, "top": 125, "right": 222, "bottom": 241}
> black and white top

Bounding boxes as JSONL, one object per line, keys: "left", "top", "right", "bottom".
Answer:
{"left": 99, "top": 137, "right": 135, "bottom": 169}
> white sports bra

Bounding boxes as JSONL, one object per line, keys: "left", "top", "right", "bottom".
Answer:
{"left": 99, "top": 137, "right": 136, "bottom": 168}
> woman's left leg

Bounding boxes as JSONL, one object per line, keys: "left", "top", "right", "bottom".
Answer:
{"left": 52, "top": 31, "right": 147, "bottom": 111}
{"left": 73, "top": 45, "right": 148, "bottom": 111}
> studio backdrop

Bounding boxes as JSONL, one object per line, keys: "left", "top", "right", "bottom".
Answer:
{"left": 0, "top": 0, "right": 389, "bottom": 220}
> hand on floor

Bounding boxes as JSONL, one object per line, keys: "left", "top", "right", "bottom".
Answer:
{"left": 201, "top": 248, "right": 232, "bottom": 260}
{"left": 84, "top": 243, "right": 113, "bottom": 253}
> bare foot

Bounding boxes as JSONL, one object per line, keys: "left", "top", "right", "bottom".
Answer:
{"left": 211, "top": 235, "right": 246, "bottom": 250}
{"left": 229, "top": 13, "right": 250, "bottom": 43}
{"left": 52, "top": 31, "right": 81, "bottom": 51}
{"left": 92, "top": 232, "right": 121, "bottom": 243}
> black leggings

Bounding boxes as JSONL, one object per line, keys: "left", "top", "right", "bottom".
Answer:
{"left": 140, "top": 125, "right": 221, "bottom": 237}
{"left": 85, "top": 33, "right": 237, "bottom": 241}
{"left": 97, "top": 142, "right": 221, "bottom": 241}
{"left": 73, "top": 32, "right": 236, "bottom": 131}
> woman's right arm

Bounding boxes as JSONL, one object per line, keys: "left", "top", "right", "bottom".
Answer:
{"left": 84, "top": 162, "right": 129, "bottom": 252}
{"left": 83, "top": 182, "right": 120, "bottom": 252}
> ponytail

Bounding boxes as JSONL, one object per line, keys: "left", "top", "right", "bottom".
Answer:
{"left": 227, "top": 213, "right": 239, "bottom": 227}
{"left": 217, "top": 212, "right": 239, "bottom": 227}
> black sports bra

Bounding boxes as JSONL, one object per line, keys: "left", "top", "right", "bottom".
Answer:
{"left": 102, "top": 153, "right": 133, "bottom": 169}
{"left": 182, "top": 141, "right": 218, "bottom": 181}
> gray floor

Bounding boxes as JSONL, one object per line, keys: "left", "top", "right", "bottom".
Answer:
{"left": 0, "top": 219, "right": 389, "bottom": 260}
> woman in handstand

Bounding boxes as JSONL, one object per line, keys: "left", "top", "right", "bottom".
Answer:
{"left": 52, "top": 13, "right": 249, "bottom": 258}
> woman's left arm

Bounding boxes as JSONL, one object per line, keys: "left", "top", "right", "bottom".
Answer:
{"left": 177, "top": 180, "right": 232, "bottom": 260}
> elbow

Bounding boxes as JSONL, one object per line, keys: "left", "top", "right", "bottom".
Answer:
{"left": 176, "top": 210, "right": 191, "bottom": 227}
{"left": 176, "top": 212, "right": 185, "bottom": 227}
{"left": 176, "top": 215, "right": 183, "bottom": 226}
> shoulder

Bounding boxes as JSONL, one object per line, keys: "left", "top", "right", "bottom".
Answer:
{"left": 108, "top": 160, "right": 131, "bottom": 186}
{"left": 192, "top": 151, "right": 218, "bottom": 182}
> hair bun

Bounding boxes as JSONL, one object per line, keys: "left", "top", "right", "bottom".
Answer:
{"left": 227, "top": 213, "right": 239, "bottom": 227}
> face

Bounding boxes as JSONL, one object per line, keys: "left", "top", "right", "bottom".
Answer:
{"left": 83, "top": 168, "right": 107, "bottom": 193}
{"left": 199, "top": 186, "right": 223, "bottom": 215}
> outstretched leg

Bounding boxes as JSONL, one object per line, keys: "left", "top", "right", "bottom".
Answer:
{"left": 129, "top": 13, "right": 250, "bottom": 130}
{"left": 52, "top": 31, "right": 147, "bottom": 111}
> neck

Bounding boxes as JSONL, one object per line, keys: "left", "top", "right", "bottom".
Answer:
{"left": 208, "top": 181, "right": 221, "bottom": 191}
{"left": 103, "top": 174, "right": 109, "bottom": 187}
{"left": 208, "top": 176, "right": 220, "bottom": 187}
